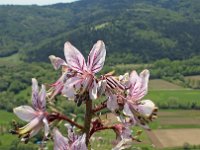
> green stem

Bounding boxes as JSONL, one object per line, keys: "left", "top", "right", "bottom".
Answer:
{"left": 84, "top": 98, "right": 93, "bottom": 147}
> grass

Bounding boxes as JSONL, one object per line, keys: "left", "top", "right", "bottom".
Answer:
{"left": 0, "top": 53, "right": 22, "bottom": 63}
{"left": 0, "top": 110, "right": 19, "bottom": 125}
{"left": 147, "top": 89, "right": 200, "bottom": 102}
{"left": 0, "top": 134, "right": 18, "bottom": 149}
{"left": 145, "top": 89, "right": 200, "bottom": 109}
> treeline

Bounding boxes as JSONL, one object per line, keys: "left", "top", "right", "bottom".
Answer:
{"left": 102, "top": 56, "right": 200, "bottom": 88}
{"left": 0, "top": 61, "right": 58, "bottom": 111}
{"left": 105, "top": 56, "right": 200, "bottom": 78}
{"left": 1, "top": 56, "right": 200, "bottom": 112}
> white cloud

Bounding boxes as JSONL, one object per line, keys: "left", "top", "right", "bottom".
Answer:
{"left": 0, "top": 0, "right": 78, "bottom": 5}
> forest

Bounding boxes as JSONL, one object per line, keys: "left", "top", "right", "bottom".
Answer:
{"left": 0, "top": 0, "right": 200, "bottom": 63}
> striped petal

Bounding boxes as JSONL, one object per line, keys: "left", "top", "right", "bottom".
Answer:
{"left": 49, "top": 55, "right": 67, "bottom": 70}
{"left": 32, "top": 78, "right": 39, "bottom": 110}
{"left": 64, "top": 42, "right": 86, "bottom": 73}
{"left": 39, "top": 84, "right": 46, "bottom": 111}
{"left": 53, "top": 128, "right": 69, "bottom": 150}
{"left": 71, "top": 134, "right": 87, "bottom": 150}
{"left": 128, "top": 70, "right": 150, "bottom": 101}
{"left": 87, "top": 40, "right": 106, "bottom": 73}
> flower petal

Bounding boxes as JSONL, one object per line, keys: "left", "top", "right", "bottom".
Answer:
{"left": 112, "top": 138, "right": 132, "bottom": 150}
{"left": 64, "top": 42, "right": 86, "bottom": 73}
{"left": 128, "top": 69, "right": 150, "bottom": 101}
{"left": 107, "top": 94, "right": 119, "bottom": 112}
{"left": 119, "top": 72, "right": 129, "bottom": 85}
{"left": 39, "top": 84, "right": 46, "bottom": 111}
{"left": 42, "top": 117, "right": 49, "bottom": 137}
{"left": 53, "top": 128, "right": 69, "bottom": 150}
{"left": 65, "top": 123, "right": 78, "bottom": 143}
{"left": 123, "top": 103, "right": 133, "bottom": 117}
{"left": 32, "top": 78, "right": 39, "bottom": 110}
{"left": 97, "top": 79, "right": 107, "bottom": 97}
{"left": 62, "top": 76, "right": 82, "bottom": 99}
{"left": 18, "top": 115, "right": 43, "bottom": 135}
{"left": 137, "top": 100, "right": 155, "bottom": 117}
{"left": 87, "top": 40, "right": 106, "bottom": 73}
{"left": 29, "top": 122, "right": 43, "bottom": 138}
{"left": 71, "top": 134, "right": 87, "bottom": 150}
{"left": 13, "top": 105, "right": 37, "bottom": 122}
{"left": 49, "top": 55, "right": 67, "bottom": 70}
{"left": 89, "top": 80, "right": 98, "bottom": 100}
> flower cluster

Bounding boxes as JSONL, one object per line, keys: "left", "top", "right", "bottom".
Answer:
{"left": 11, "top": 40, "right": 157, "bottom": 150}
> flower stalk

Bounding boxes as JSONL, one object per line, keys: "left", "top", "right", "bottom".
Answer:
{"left": 92, "top": 100, "right": 107, "bottom": 113}
{"left": 53, "top": 112, "right": 84, "bottom": 129}
{"left": 83, "top": 97, "right": 93, "bottom": 146}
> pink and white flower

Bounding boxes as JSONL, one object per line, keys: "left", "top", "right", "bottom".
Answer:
{"left": 112, "top": 124, "right": 133, "bottom": 150}
{"left": 13, "top": 78, "right": 49, "bottom": 142}
{"left": 62, "top": 40, "right": 106, "bottom": 105}
{"left": 99, "top": 72, "right": 125, "bottom": 112}
{"left": 47, "top": 55, "right": 75, "bottom": 100}
{"left": 123, "top": 70, "right": 157, "bottom": 129}
{"left": 53, "top": 128, "right": 87, "bottom": 150}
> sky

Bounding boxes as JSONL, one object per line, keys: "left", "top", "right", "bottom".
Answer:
{"left": 0, "top": 0, "right": 78, "bottom": 5}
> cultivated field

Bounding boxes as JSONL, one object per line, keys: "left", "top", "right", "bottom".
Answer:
{"left": 1, "top": 80, "right": 200, "bottom": 149}
{"left": 149, "top": 79, "right": 184, "bottom": 90}
{"left": 147, "top": 129, "right": 200, "bottom": 149}
{"left": 146, "top": 110, "right": 200, "bottom": 149}
{"left": 185, "top": 75, "right": 200, "bottom": 80}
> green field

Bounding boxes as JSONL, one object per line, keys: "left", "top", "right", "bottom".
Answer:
{"left": 145, "top": 89, "right": 200, "bottom": 109}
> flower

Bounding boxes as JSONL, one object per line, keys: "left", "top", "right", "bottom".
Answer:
{"left": 99, "top": 72, "right": 125, "bottom": 112}
{"left": 112, "top": 138, "right": 133, "bottom": 150}
{"left": 112, "top": 124, "right": 133, "bottom": 150}
{"left": 62, "top": 40, "right": 106, "bottom": 105}
{"left": 53, "top": 128, "right": 87, "bottom": 150}
{"left": 123, "top": 70, "right": 158, "bottom": 129}
{"left": 47, "top": 55, "right": 75, "bottom": 100}
{"left": 113, "top": 124, "right": 132, "bottom": 141}
{"left": 12, "top": 78, "right": 49, "bottom": 142}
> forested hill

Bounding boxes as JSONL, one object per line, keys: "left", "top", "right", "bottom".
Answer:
{"left": 0, "top": 0, "right": 200, "bottom": 64}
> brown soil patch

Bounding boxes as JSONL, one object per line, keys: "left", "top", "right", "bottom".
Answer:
{"left": 157, "top": 110, "right": 200, "bottom": 125}
{"left": 158, "top": 110, "right": 200, "bottom": 117}
{"left": 159, "top": 117, "right": 200, "bottom": 125}
{"left": 147, "top": 129, "right": 200, "bottom": 148}
{"left": 149, "top": 79, "right": 184, "bottom": 90}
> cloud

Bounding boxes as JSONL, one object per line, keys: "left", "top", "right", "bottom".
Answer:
{"left": 0, "top": 0, "right": 78, "bottom": 5}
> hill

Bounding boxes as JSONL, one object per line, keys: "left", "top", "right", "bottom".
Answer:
{"left": 0, "top": 0, "right": 200, "bottom": 64}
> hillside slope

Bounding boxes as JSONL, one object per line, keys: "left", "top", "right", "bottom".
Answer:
{"left": 0, "top": 0, "right": 200, "bottom": 64}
